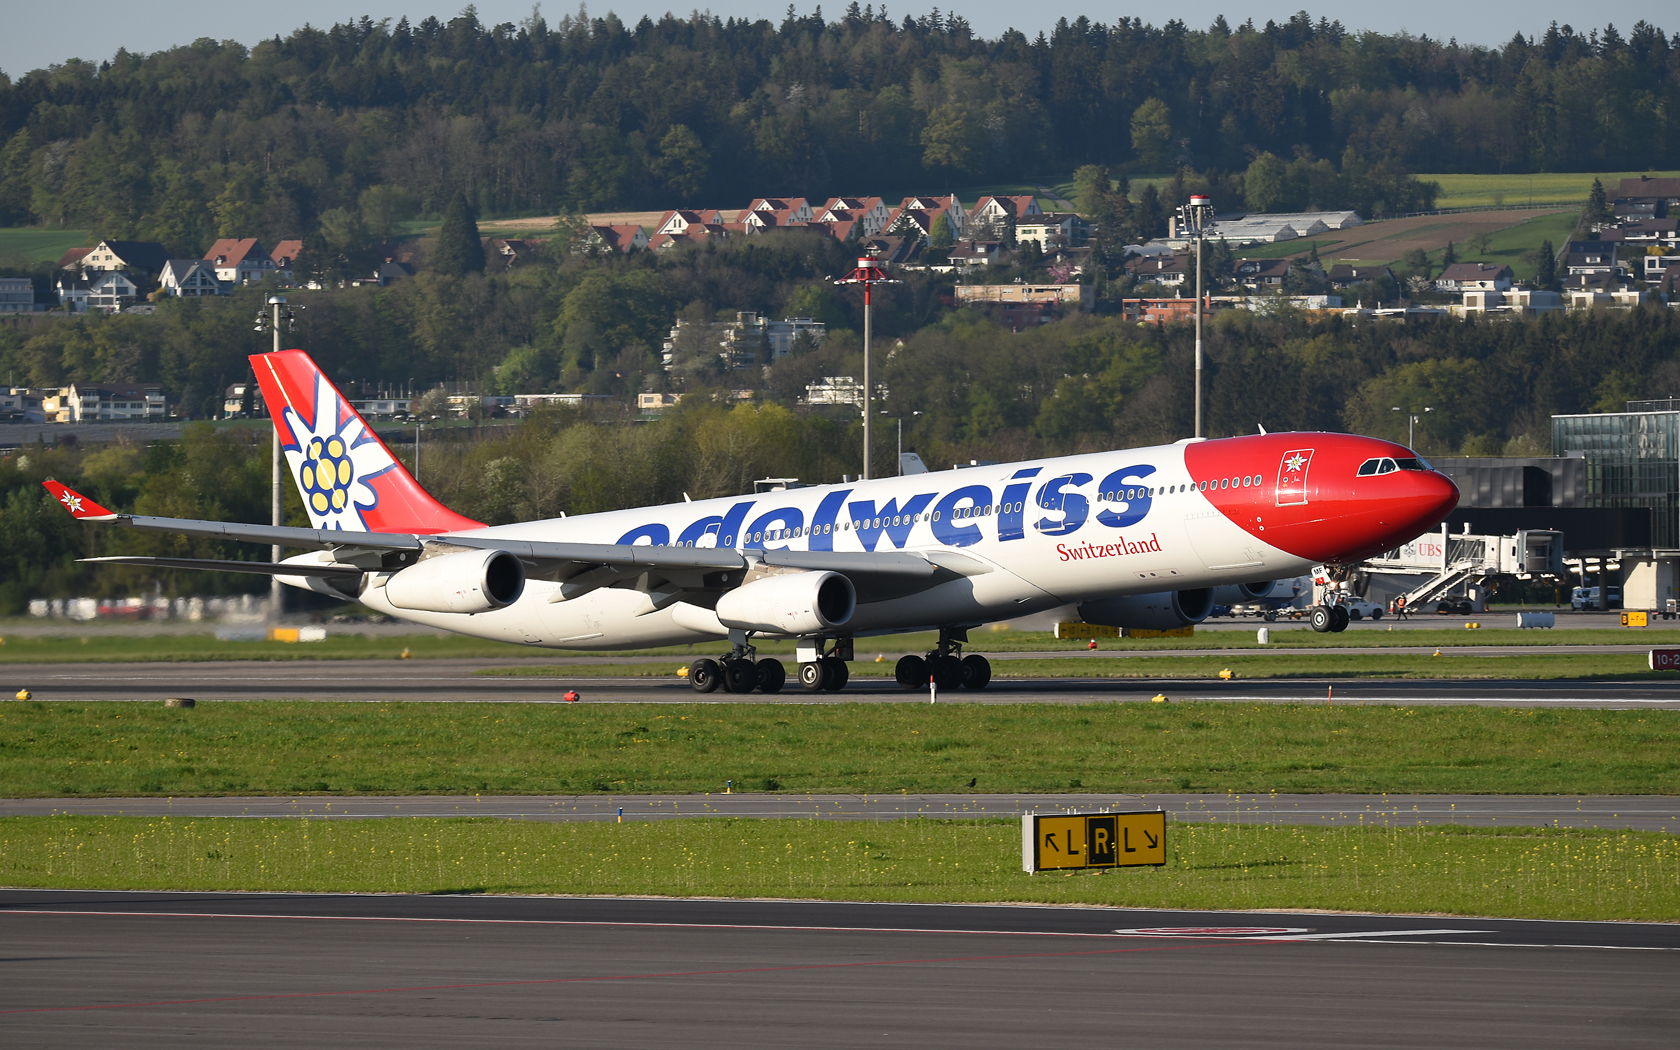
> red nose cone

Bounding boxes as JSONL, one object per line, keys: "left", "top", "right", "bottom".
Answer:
{"left": 1185, "top": 434, "right": 1461, "bottom": 565}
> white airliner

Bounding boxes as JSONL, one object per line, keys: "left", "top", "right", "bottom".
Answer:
{"left": 46, "top": 350, "right": 1458, "bottom": 693}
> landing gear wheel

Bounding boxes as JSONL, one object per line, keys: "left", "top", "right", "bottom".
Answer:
{"left": 959, "top": 654, "right": 991, "bottom": 690}
{"left": 895, "top": 655, "right": 927, "bottom": 690}
{"left": 1330, "top": 606, "right": 1350, "bottom": 632}
{"left": 821, "top": 656, "right": 849, "bottom": 691}
{"left": 723, "top": 659, "right": 761, "bottom": 693}
{"left": 756, "top": 658, "right": 786, "bottom": 694}
{"left": 689, "top": 658, "right": 721, "bottom": 693}
{"left": 931, "top": 655, "right": 963, "bottom": 690}
{"left": 798, "top": 661, "right": 826, "bottom": 692}
{"left": 1309, "top": 606, "right": 1333, "bottom": 633}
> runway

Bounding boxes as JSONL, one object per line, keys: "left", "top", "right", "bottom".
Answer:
{"left": 2, "top": 890, "right": 1675, "bottom": 1047}
{"left": 8, "top": 657, "right": 1680, "bottom": 707}
{"left": 6, "top": 792, "right": 1677, "bottom": 832}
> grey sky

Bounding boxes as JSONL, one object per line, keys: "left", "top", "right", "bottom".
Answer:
{"left": 4, "top": 2, "right": 1675, "bottom": 79}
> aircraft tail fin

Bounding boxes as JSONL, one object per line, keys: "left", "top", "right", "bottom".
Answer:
{"left": 250, "top": 350, "right": 483, "bottom": 535}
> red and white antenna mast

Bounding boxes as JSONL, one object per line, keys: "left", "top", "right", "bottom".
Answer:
{"left": 833, "top": 247, "right": 902, "bottom": 480}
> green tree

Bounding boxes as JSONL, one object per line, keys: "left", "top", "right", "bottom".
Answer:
{"left": 929, "top": 212, "right": 954, "bottom": 248}
{"left": 1533, "top": 239, "right": 1557, "bottom": 288}
{"left": 650, "top": 125, "right": 711, "bottom": 201}
{"left": 210, "top": 165, "right": 263, "bottom": 238}
{"left": 1442, "top": 241, "right": 1457, "bottom": 267}
{"left": 1585, "top": 178, "right": 1611, "bottom": 224}
{"left": 921, "top": 105, "right": 984, "bottom": 176}
{"left": 1129, "top": 98, "right": 1173, "bottom": 169}
{"left": 431, "top": 193, "right": 486, "bottom": 277}
{"left": 1243, "top": 153, "right": 1286, "bottom": 213}
{"left": 359, "top": 185, "right": 418, "bottom": 242}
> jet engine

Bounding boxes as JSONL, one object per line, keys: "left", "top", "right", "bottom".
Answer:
{"left": 1211, "top": 579, "right": 1278, "bottom": 605}
{"left": 383, "top": 549, "right": 525, "bottom": 614}
{"left": 1077, "top": 589, "right": 1214, "bottom": 631}
{"left": 714, "top": 570, "right": 856, "bottom": 636}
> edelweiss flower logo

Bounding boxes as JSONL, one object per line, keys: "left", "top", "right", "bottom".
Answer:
{"left": 1284, "top": 453, "right": 1307, "bottom": 473}
{"left": 59, "top": 491, "right": 84, "bottom": 514}
{"left": 281, "top": 374, "right": 396, "bottom": 530}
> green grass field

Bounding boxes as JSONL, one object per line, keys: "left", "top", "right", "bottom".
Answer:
{"left": 1, "top": 626, "right": 1666, "bottom": 664}
{"left": 1421, "top": 210, "right": 1584, "bottom": 281}
{"left": 0, "top": 227, "right": 92, "bottom": 267}
{"left": 4, "top": 700, "right": 1676, "bottom": 797}
{"left": 1420, "top": 171, "right": 1678, "bottom": 210}
{"left": 3, "top": 815, "right": 1674, "bottom": 921}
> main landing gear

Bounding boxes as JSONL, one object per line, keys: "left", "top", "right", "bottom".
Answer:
{"left": 895, "top": 628, "right": 992, "bottom": 691}
{"left": 798, "top": 637, "right": 851, "bottom": 693}
{"left": 689, "top": 634, "right": 785, "bottom": 694}
{"left": 1309, "top": 605, "right": 1350, "bottom": 633}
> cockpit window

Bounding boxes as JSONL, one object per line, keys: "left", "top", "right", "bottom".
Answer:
{"left": 1395, "top": 457, "right": 1431, "bottom": 471}
{"left": 1357, "top": 458, "right": 1380, "bottom": 476}
{"left": 1357, "top": 457, "right": 1408, "bottom": 476}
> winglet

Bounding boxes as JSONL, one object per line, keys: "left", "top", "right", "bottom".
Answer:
{"left": 42, "top": 479, "right": 119, "bottom": 520}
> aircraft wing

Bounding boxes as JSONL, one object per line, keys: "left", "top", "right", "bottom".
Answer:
{"left": 46, "top": 480, "right": 990, "bottom": 604}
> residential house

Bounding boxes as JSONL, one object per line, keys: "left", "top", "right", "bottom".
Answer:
{"left": 972, "top": 195, "right": 1040, "bottom": 224}
{"left": 739, "top": 208, "right": 809, "bottom": 234}
{"left": 802, "top": 376, "right": 882, "bottom": 407}
{"left": 1125, "top": 253, "right": 1189, "bottom": 286}
{"left": 79, "top": 240, "right": 170, "bottom": 275}
{"left": 661, "top": 311, "right": 826, "bottom": 370}
{"left": 1, "top": 388, "right": 48, "bottom": 422}
{"left": 746, "top": 198, "right": 814, "bottom": 223}
{"left": 159, "top": 260, "right": 227, "bottom": 297}
{"left": 348, "top": 397, "right": 404, "bottom": 419}
{"left": 815, "top": 197, "right": 892, "bottom": 236}
{"left": 1612, "top": 176, "right": 1680, "bottom": 220}
{"left": 1568, "top": 284, "right": 1646, "bottom": 310}
{"left": 1327, "top": 263, "right": 1394, "bottom": 288}
{"left": 1601, "top": 218, "right": 1680, "bottom": 252}
{"left": 648, "top": 224, "right": 730, "bottom": 252}
{"left": 1435, "top": 263, "right": 1514, "bottom": 293}
{"left": 61, "top": 383, "right": 168, "bottom": 421}
{"left": 512, "top": 393, "right": 613, "bottom": 412}
{"left": 270, "top": 240, "right": 304, "bottom": 282}
{"left": 856, "top": 235, "right": 920, "bottom": 266}
{"left": 56, "top": 247, "right": 93, "bottom": 272}
{"left": 655, "top": 209, "right": 726, "bottom": 236}
{"left": 954, "top": 283, "right": 1090, "bottom": 309}
{"left": 1562, "top": 242, "right": 1619, "bottom": 278}
{"left": 205, "top": 238, "right": 277, "bottom": 285}
{"left": 55, "top": 275, "right": 92, "bottom": 312}
{"left": 1015, "top": 213, "right": 1089, "bottom": 250}
{"left": 223, "top": 383, "right": 257, "bottom": 418}
{"left": 577, "top": 227, "right": 647, "bottom": 254}
{"left": 0, "top": 277, "right": 43, "bottom": 313}
{"left": 1233, "top": 258, "right": 1290, "bottom": 288}
{"left": 947, "top": 240, "right": 1003, "bottom": 271}
{"left": 886, "top": 196, "right": 968, "bottom": 242}
{"left": 1638, "top": 252, "right": 1680, "bottom": 282}
{"left": 85, "top": 271, "right": 141, "bottom": 314}
{"left": 348, "top": 260, "right": 415, "bottom": 287}
{"left": 811, "top": 218, "right": 860, "bottom": 243}
{"left": 637, "top": 392, "right": 685, "bottom": 414}
{"left": 1455, "top": 288, "right": 1563, "bottom": 317}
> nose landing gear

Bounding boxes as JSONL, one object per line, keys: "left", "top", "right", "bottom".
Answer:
{"left": 1309, "top": 605, "right": 1351, "bottom": 633}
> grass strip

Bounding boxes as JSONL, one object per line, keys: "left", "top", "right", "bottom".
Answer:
{"left": 2, "top": 627, "right": 1670, "bottom": 664}
{"left": 2, "top": 816, "right": 1675, "bottom": 922}
{"left": 4, "top": 700, "right": 1677, "bottom": 797}
{"left": 482, "top": 651, "right": 1675, "bottom": 681}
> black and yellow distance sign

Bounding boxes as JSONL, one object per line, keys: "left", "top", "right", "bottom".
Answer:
{"left": 1023, "top": 810, "right": 1166, "bottom": 872}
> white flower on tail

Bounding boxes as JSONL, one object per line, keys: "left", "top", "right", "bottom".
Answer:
{"left": 280, "top": 373, "right": 396, "bottom": 531}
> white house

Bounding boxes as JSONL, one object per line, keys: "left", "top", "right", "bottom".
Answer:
{"left": 63, "top": 383, "right": 168, "bottom": 421}
{"left": 205, "top": 238, "right": 277, "bottom": 285}
{"left": 85, "top": 271, "right": 140, "bottom": 314}
{"left": 0, "top": 277, "right": 42, "bottom": 313}
{"left": 160, "top": 260, "right": 227, "bottom": 297}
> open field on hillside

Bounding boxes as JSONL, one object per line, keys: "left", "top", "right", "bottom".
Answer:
{"left": 1235, "top": 209, "right": 1579, "bottom": 281}
{"left": 1, "top": 626, "right": 1669, "bottom": 663}
{"left": 0, "top": 228, "right": 91, "bottom": 267}
{"left": 2, "top": 700, "right": 1674, "bottom": 797}
{"left": 1421, "top": 171, "right": 1679, "bottom": 210}
{"left": 3, "top": 815, "right": 1674, "bottom": 921}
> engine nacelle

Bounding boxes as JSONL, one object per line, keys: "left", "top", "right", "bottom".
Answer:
{"left": 1212, "top": 580, "right": 1277, "bottom": 605}
{"left": 383, "top": 549, "right": 525, "bottom": 614}
{"left": 1077, "top": 589, "right": 1214, "bottom": 631}
{"left": 714, "top": 570, "right": 856, "bottom": 636}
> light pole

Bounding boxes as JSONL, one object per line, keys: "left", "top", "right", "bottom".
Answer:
{"left": 833, "top": 247, "right": 900, "bottom": 480}
{"left": 253, "top": 295, "right": 295, "bottom": 621}
{"left": 1391, "top": 405, "right": 1433, "bottom": 449}
{"left": 1177, "top": 194, "right": 1215, "bottom": 438}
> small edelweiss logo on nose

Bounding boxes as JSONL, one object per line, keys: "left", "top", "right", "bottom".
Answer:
{"left": 1284, "top": 453, "right": 1307, "bottom": 473}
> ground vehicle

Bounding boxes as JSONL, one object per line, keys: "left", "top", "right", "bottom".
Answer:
{"left": 1334, "top": 596, "right": 1383, "bottom": 620}
{"left": 47, "top": 349, "right": 1460, "bottom": 694}
{"left": 1570, "top": 586, "right": 1622, "bottom": 610}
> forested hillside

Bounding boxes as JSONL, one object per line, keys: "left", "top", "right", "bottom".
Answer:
{"left": 1, "top": 8, "right": 1677, "bottom": 251}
